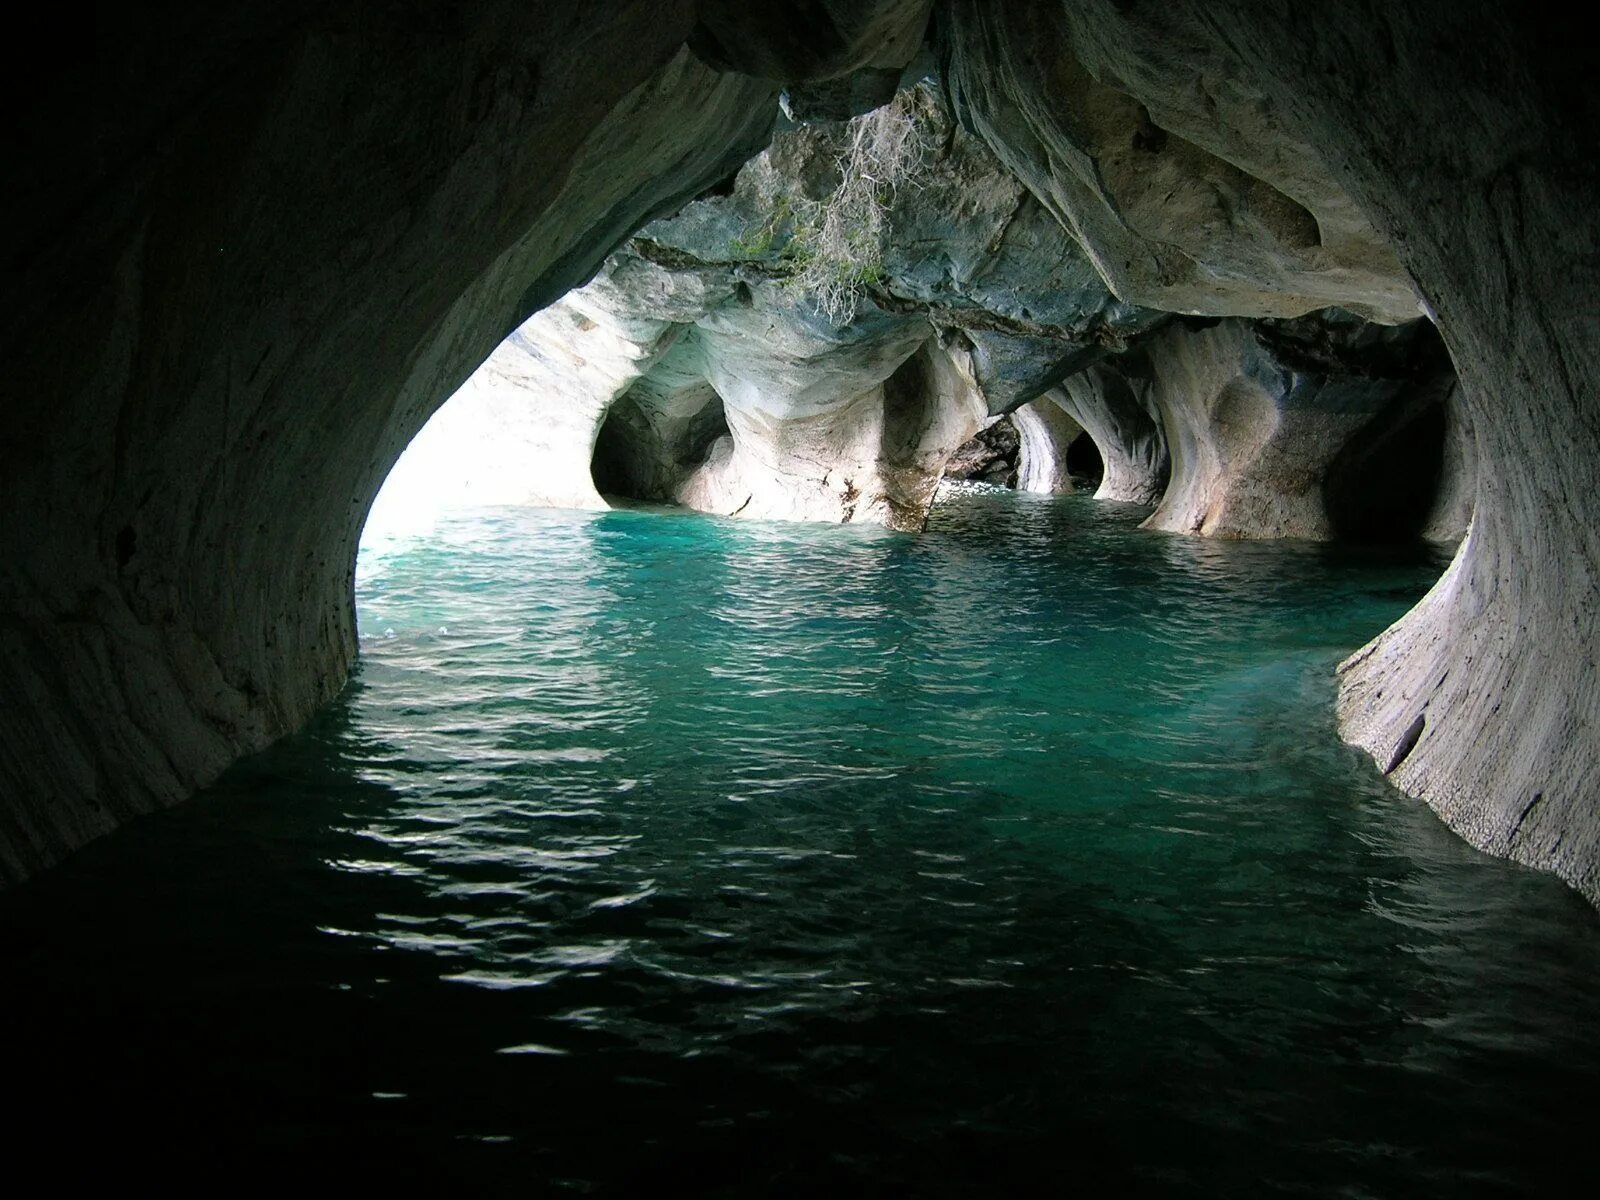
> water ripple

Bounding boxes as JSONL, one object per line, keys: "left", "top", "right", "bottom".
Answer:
{"left": 3, "top": 492, "right": 1599, "bottom": 1192}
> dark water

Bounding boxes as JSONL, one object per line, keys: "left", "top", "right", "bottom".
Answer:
{"left": 5, "top": 489, "right": 1598, "bottom": 1193}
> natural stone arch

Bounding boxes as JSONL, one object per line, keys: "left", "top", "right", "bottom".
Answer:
{"left": 1048, "top": 366, "right": 1169, "bottom": 506}
{"left": 591, "top": 346, "right": 733, "bottom": 507}
{"left": 0, "top": 1, "right": 931, "bottom": 885}
{"left": 1123, "top": 315, "right": 1454, "bottom": 541}
{"left": 1011, "top": 397, "right": 1084, "bottom": 494}
{"left": 2, "top": 0, "right": 1597, "bottom": 910}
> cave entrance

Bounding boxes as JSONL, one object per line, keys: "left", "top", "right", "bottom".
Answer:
{"left": 590, "top": 386, "right": 731, "bottom": 507}
{"left": 940, "top": 415, "right": 1020, "bottom": 488}
{"left": 1066, "top": 431, "right": 1104, "bottom": 488}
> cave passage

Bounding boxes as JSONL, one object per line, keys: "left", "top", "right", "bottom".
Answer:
{"left": 7, "top": 1, "right": 1600, "bottom": 1190}
{"left": 1067, "top": 430, "right": 1104, "bottom": 487}
{"left": 590, "top": 389, "right": 733, "bottom": 506}
{"left": 7, "top": 487, "right": 1600, "bottom": 1187}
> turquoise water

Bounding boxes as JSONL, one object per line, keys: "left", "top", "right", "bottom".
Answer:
{"left": 4, "top": 489, "right": 1599, "bottom": 1192}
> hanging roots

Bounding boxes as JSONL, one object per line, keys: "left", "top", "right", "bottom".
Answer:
{"left": 788, "top": 93, "right": 929, "bottom": 326}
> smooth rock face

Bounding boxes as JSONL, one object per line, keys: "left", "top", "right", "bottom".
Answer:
{"left": 1131, "top": 314, "right": 1456, "bottom": 541}
{"left": 1011, "top": 400, "right": 1082, "bottom": 494}
{"left": 0, "top": 1, "right": 925, "bottom": 885}
{"left": 3, "top": 1, "right": 1598, "bottom": 910}
{"left": 375, "top": 291, "right": 682, "bottom": 523}
{"left": 1048, "top": 364, "right": 1169, "bottom": 506}
{"left": 947, "top": 1, "right": 1599, "bottom": 901}
{"left": 939, "top": 0, "right": 1418, "bottom": 324}
{"left": 373, "top": 251, "right": 739, "bottom": 525}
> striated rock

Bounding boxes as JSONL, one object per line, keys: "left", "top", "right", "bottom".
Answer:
{"left": 374, "top": 290, "right": 686, "bottom": 523}
{"left": 1134, "top": 314, "right": 1456, "bottom": 541}
{"left": 1048, "top": 363, "right": 1169, "bottom": 506}
{"left": 949, "top": 0, "right": 1598, "bottom": 900}
{"left": 1011, "top": 399, "right": 1082, "bottom": 494}
{"left": 0, "top": 1, "right": 924, "bottom": 885}
{"left": 940, "top": 0, "right": 1418, "bottom": 324}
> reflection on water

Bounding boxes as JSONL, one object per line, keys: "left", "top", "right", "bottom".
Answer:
{"left": 3, "top": 487, "right": 1598, "bottom": 1193}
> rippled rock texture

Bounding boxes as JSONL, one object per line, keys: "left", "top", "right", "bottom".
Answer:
{"left": 415, "top": 80, "right": 1160, "bottom": 532}
{"left": 939, "top": 0, "right": 1598, "bottom": 900}
{"left": 431, "top": 81, "right": 1453, "bottom": 545}
{"left": 0, "top": 1, "right": 928, "bottom": 884}
{"left": 615, "top": 80, "right": 1168, "bottom": 527}
{"left": 4, "top": 1, "right": 1599, "bottom": 908}
{"left": 1132, "top": 313, "right": 1458, "bottom": 541}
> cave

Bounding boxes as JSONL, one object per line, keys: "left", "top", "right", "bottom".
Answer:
{"left": 1066, "top": 430, "right": 1104, "bottom": 487}
{"left": 4, "top": 1, "right": 1599, "bottom": 1188}
{"left": 590, "top": 388, "right": 733, "bottom": 506}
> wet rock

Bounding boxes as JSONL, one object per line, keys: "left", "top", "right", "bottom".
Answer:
{"left": 940, "top": 0, "right": 1418, "bottom": 323}
{"left": 5, "top": 0, "right": 1599, "bottom": 913}
{"left": 0, "top": 2, "right": 924, "bottom": 885}
{"left": 947, "top": 0, "right": 1600, "bottom": 900}
{"left": 944, "top": 415, "right": 1020, "bottom": 487}
{"left": 1048, "top": 362, "right": 1169, "bottom": 506}
{"left": 1130, "top": 313, "right": 1455, "bottom": 540}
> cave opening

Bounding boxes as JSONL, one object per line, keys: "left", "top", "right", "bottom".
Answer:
{"left": 7, "top": 2, "right": 1600, "bottom": 1190}
{"left": 1066, "top": 430, "right": 1104, "bottom": 487}
{"left": 941, "top": 415, "right": 1021, "bottom": 488}
{"left": 590, "top": 387, "right": 732, "bottom": 507}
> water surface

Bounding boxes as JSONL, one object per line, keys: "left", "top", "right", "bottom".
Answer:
{"left": 5, "top": 489, "right": 1598, "bottom": 1193}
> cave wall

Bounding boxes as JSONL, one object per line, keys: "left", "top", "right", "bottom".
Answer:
{"left": 0, "top": 1, "right": 929, "bottom": 885}
{"left": 943, "top": 0, "right": 1599, "bottom": 901}
{"left": 1048, "top": 362, "right": 1168, "bottom": 505}
{"left": 426, "top": 78, "right": 1156, "bottom": 532}
{"left": 1131, "top": 314, "right": 1455, "bottom": 541}
{"left": 1012, "top": 398, "right": 1083, "bottom": 494}
{"left": 3, "top": 1, "right": 1598, "bottom": 905}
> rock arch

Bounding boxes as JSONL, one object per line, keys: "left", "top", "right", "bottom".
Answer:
{"left": 2, "top": 1, "right": 1597, "bottom": 906}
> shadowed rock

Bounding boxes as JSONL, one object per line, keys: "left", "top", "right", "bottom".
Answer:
{"left": 945, "top": 0, "right": 1599, "bottom": 902}
{"left": 3, "top": 0, "right": 1598, "bottom": 911}
{"left": 1131, "top": 313, "right": 1456, "bottom": 541}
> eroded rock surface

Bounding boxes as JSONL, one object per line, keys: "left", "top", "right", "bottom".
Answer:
{"left": 420, "top": 80, "right": 1156, "bottom": 533}
{"left": 4, "top": 1, "right": 1598, "bottom": 911}
{"left": 1011, "top": 400, "right": 1082, "bottom": 494}
{"left": 1131, "top": 314, "right": 1456, "bottom": 541}
{"left": 945, "top": 0, "right": 1598, "bottom": 901}
{"left": 939, "top": 1, "right": 1418, "bottom": 324}
{"left": 943, "top": 415, "right": 1020, "bottom": 487}
{"left": 1048, "top": 364, "right": 1168, "bottom": 506}
{"left": 0, "top": 1, "right": 926, "bottom": 885}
